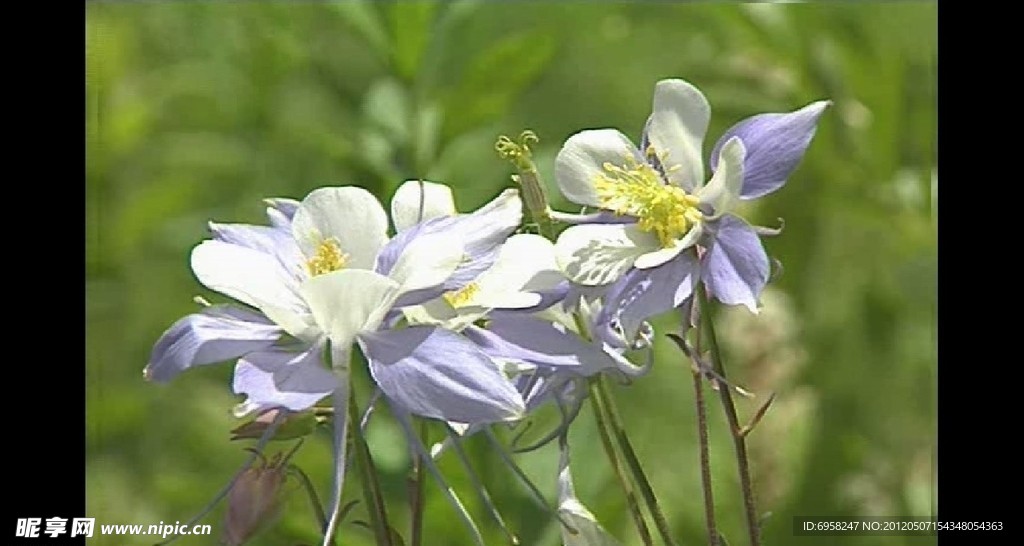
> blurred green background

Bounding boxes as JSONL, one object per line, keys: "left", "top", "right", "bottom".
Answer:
{"left": 86, "top": 2, "right": 936, "bottom": 545}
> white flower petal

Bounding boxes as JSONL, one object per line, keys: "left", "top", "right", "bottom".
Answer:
{"left": 259, "top": 304, "right": 321, "bottom": 343}
{"left": 291, "top": 186, "right": 389, "bottom": 270}
{"left": 633, "top": 242, "right": 686, "bottom": 270}
{"left": 387, "top": 232, "right": 465, "bottom": 292}
{"left": 647, "top": 79, "right": 711, "bottom": 191}
{"left": 555, "top": 224, "right": 660, "bottom": 286}
{"left": 633, "top": 222, "right": 704, "bottom": 270}
{"left": 697, "top": 136, "right": 746, "bottom": 217}
{"left": 555, "top": 129, "right": 641, "bottom": 207}
{"left": 190, "top": 240, "right": 304, "bottom": 311}
{"left": 300, "top": 269, "right": 401, "bottom": 351}
{"left": 402, "top": 299, "right": 458, "bottom": 327}
{"left": 472, "top": 234, "right": 560, "bottom": 301}
{"left": 391, "top": 180, "right": 457, "bottom": 232}
{"left": 471, "top": 291, "right": 543, "bottom": 309}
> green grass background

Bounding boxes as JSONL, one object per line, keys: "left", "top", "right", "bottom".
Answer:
{"left": 86, "top": 2, "right": 936, "bottom": 545}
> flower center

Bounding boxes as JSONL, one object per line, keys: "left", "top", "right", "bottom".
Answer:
{"left": 306, "top": 238, "right": 348, "bottom": 276}
{"left": 594, "top": 155, "right": 704, "bottom": 247}
{"left": 443, "top": 282, "right": 480, "bottom": 308}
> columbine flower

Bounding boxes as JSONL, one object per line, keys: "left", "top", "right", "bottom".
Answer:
{"left": 145, "top": 184, "right": 527, "bottom": 424}
{"left": 146, "top": 182, "right": 532, "bottom": 546}
{"left": 553, "top": 79, "right": 828, "bottom": 341}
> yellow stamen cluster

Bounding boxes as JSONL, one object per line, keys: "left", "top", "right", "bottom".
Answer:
{"left": 594, "top": 155, "right": 703, "bottom": 247}
{"left": 306, "top": 238, "right": 348, "bottom": 276}
{"left": 443, "top": 282, "right": 481, "bottom": 308}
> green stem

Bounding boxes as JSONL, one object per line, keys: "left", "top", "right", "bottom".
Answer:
{"left": 409, "top": 419, "right": 427, "bottom": 546}
{"left": 289, "top": 464, "right": 334, "bottom": 544}
{"left": 482, "top": 428, "right": 578, "bottom": 531}
{"left": 496, "top": 130, "right": 555, "bottom": 237}
{"left": 517, "top": 168, "right": 555, "bottom": 237}
{"left": 595, "top": 377, "right": 681, "bottom": 546}
{"left": 445, "top": 426, "right": 520, "bottom": 545}
{"left": 348, "top": 388, "right": 394, "bottom": 546}
{"left": 587, "top": 380, "right": 654, "bottom": 546}
{"left": 698, "top": 287, "right": 760, "bottom": 546}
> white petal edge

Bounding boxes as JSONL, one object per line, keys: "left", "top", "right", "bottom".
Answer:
{"left": 647, "top": 79, "right": 712, "bottom": 191}
{"left": 555, "top": 129, "right": 641, "bottom": 208}
{"left": 634, "top": 222, "right": 704, "bottom": 269}
{"left": 291, "top": 186, "right": 390, "bottom": 270}
{"left": 391, "top": 180, "right": 457, "bottom": 232}
{"left": 554, "top": 224, "right": 660, "bottom": 286}
{"left": 190, "top": 240, "right": 304, "bottom": 312}
{"left": 697, "top": 136, "right": 746, "bottom": 218}
{"left": 469, "top": 234, "right": 560, "bottom": 305}
{"left": 387, "top": 232, "right": 466, "bottom": 292}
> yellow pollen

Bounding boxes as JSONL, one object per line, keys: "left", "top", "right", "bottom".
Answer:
{"left": 306, "top": 238, "right": 348, "bottom": 276}
{"left": 443, "top": 282, "right": 481, "bottom": 308}
{"left": 594, "top": 155, "right": 703, "bottom": 247}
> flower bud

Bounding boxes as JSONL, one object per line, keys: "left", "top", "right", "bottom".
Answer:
{"left": 221, "top": 453, "right": 289, "bottom": 546}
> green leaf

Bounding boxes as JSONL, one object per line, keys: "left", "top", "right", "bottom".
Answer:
{"left": 412, "top": 101, "right": 442, "bottom": 174}
{"left": 229, "top": 411, "right": 323, "bottom": 442}
{"left": 388, "top": 1, "right": 439, "bottom": 81}
{"left": 330, "top": 0, "right": 390, "bottom": 64}
{"left": 443, "top": 29, "right": 557, "bottom": 138}
{"left": 559, "top": 504, "right": 625, "bottom": 546}
{"left": 363, "top": 77, "right": 412, "bottom": 147}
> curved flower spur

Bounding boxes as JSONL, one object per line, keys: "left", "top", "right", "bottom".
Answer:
{"left": 144, "top": 182, "right": 530, "bottom": 544}
{"left": 553, "top": 78, "right": 829, "bottom": 347}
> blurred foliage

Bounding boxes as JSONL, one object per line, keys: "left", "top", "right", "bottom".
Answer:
{"left": 86, "top": 2, "right": 936, "bottom": 545}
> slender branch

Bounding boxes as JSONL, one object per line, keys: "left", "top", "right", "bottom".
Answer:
{"left": 692, "top": 367, "right": 718, "bottom": 546}
{"left": 698, "top": 287, "right": 760, "bottom": 546}
{"left": 595, "top": 377, "right": 681, "bottom": 546}
{"left": 666, "top": 330, "right": 718, "bottom": 546}
{"left": 587, "top": 381, "right": 654, "bottom": 546}
{"left": 348, "top": 389, "right": 394, "bottom": 546}
{"left": 739, "top": 394, "right": 776, "bottom": 439}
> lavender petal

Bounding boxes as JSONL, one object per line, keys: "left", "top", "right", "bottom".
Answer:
{"left": 709, "top": 100, "right": 830, "bottom": 199}
{"left": 145, "top": 306, "right": 281, "bottom": 383}
{"left": 360, "top": 327, "right": 525, "bottom": 424}
{"left": 232, "top": 345, "right": 337, "bottom": 414}
{"left": 702, "top": 214, "right": 770, "bottom": 313}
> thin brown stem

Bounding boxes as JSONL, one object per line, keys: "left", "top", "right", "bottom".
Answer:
{"left": 668, "top": 328, "right": 719, "bottom": 546}
{"left": 698, "top": 287, "right": 760, "bottom": 546}
{"left": 691, "top": 368, "right": 719, "bottom": 546}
